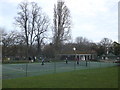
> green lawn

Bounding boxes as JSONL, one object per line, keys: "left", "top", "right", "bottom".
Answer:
{"left": 2, "top": 66, "right": 118, "bottom": 88}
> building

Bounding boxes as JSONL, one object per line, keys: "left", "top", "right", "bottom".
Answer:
{"left": 59, "top": 53, "right": 97, "bottom": 61}
{"left": 101, "top": 53, "right": 117, "bottom": 60}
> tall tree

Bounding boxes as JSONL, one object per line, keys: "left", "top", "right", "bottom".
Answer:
{"left": 15, "top": 1, "right": 49, "bottom": 57}
{"left": 34, "top": 11, "right": 49, "bottom": 56}
{"left": 15, "top": 1, "right": 29, "bottom": 57}
{"left": 53, "top": 0, "right": 71, "bottom": 53}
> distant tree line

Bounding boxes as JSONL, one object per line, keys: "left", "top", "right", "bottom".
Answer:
{"left": 1, "top": 0, "right": 120, "bottom": 60}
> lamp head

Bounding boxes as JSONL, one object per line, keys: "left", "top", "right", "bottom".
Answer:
{"left": 73, "top": 47, "right": 76, "bottom": 51}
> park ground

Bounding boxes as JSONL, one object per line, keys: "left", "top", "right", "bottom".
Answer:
{"left": 2, "top": 66, "right": 119, "bottom": 88}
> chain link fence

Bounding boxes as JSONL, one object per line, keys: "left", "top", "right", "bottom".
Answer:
{"left": 2, "top": 60, "right": 119, "bottom": 79}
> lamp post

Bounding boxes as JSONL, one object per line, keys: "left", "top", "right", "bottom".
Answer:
{"left": 106, "top": 46, "right": 109, "bottom": 60}
{"left": 73, "top": 47, "right": 76, "bottom": 70}
{"left": 73, "top": 47, "right": 76, "bottom": 60}
{"left": 106, "top": 47, "right": 109, "bottom": 55}
{"left": 73, "top": 47, "right": 76, "bottom": 51}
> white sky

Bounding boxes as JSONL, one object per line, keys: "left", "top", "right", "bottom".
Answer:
{"left": 0, "top": 0, "right": 119, "bottom": 43}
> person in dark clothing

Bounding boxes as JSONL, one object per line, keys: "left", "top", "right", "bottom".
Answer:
{"left": 41, "top": 58, "right": 44, "bottom": 65}
{"left": 33, "top": 56, "right": 36, "bottom": 62}
{"left": 76, "top": 57, "right": 79, "bottom": 65}
{"left": 65, "top": 57, "right": 68, "bottom": 64}
{"left": 29, "top": 57, "right": 31, "bottom": 61}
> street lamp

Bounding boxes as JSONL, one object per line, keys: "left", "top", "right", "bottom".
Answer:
{"left": 73, "top": 47, "right": 76, "bottom": 70}
{"left": 73, "top": 47, "right": 76, "bottom": 59}
{"left": 106, "top": 47, "right": 109, "bottom": 55}
{"left": 106, "top": 46, "right": 109, "bottom": 60}
{"left": 73, "top": 47, "right": 76, "bottom": 51}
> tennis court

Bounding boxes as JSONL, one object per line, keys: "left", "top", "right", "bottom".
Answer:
{"left": 2, "top": 60, "right": 118, "bottom": 79}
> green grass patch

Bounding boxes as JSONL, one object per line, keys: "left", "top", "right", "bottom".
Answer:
{"left": 2, "top": 66, "right": 118, "bottom": 88}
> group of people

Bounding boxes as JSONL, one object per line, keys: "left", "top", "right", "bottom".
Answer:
{"left": 28, "top": 56, "right": 45, "bottom": 65}
{"left": 28, "top": 56, "right": 36, "bottom": 62}
{"left": 65, "top": 57, "right": 80, "bottom": 65}
{"left": 28, "top": 56, "right": 81, "bottom": 65}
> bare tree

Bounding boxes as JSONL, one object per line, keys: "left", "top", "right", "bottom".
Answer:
{"left": 29, "top": 2, "right": 50, "bottom": 56}
{"left": 15, "top": 1, "right": 30, "bottom": 57}
{"left": 75, "top": 36, "right": 89, "bottom": 45}
{"left": 100, "top": 38, "right": 113, "bottom": 47}
{"left": 75, "top": 36, "right": 91, "bottom": 51}
{"left": 53, "top": 0, "right": 71, "bottom": 53}
{"left": 1, "top": 28, "right": 25, "bottom": 58}
{"left": 113, "top": 41, "right": 120, "bottom": 55}
{"left": 34, "top": 14, "right": 50, "bottom": 56}
{"left": 15, "top": 1, "right": 49, "bottom": 57}
{"left": 100, "top": 38, "right": 113, "bottom": 54}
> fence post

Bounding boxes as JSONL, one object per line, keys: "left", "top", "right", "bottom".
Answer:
{"left": 100, "top": 61, "right": 101, "bottom": 68}
{"left": 26, "top": 63, "right": 28, "bottom": 77}
{"left": 54, "top": 61, "right": 56, "bottom": 73}
{"left": 86, "top": 60, "right": 87, "bottom": 67}
{"left": 74, "top": 61, "right": 76, "bottom": 71}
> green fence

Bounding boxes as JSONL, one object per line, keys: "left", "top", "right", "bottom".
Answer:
{"left": 2, "top": 60, "right": 118, "bottom": 79}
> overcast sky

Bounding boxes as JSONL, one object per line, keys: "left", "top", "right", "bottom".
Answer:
{"left": 0, "top": 0, "right": 119, "bottom": 43}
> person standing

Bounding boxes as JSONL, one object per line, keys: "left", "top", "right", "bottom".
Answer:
{"left": 65, "top": 57, "right": 68, "bottom": 64}
{"left": 76, "top": 57, "right": 79, "bottom": 65}
{"left": 33, "top": 56, "right": 36, "bottom": 62}
{"left": 41, "top": 58, "right": 44, "bottom": 65}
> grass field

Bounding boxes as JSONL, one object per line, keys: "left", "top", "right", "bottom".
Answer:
{"left": 2, "top": 66, "right": 119, "bottom": 88}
